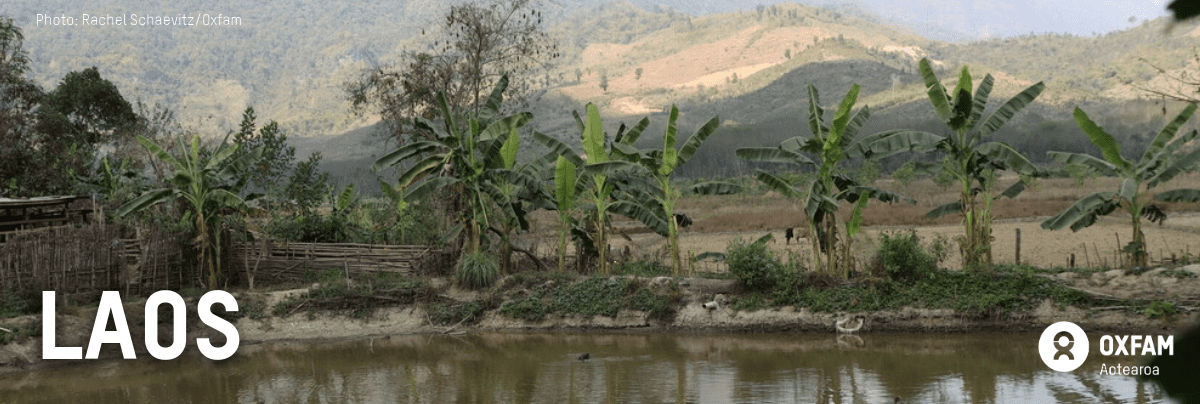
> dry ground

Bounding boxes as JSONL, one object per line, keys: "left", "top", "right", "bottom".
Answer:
{"left": 521, "top": 174, "right": 1200, "bottom": 271}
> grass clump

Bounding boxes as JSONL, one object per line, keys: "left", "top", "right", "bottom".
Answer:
{"left": 456, "top": 252, "right": 500, "bottom": 289}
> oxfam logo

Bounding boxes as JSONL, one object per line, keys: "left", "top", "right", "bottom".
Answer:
{"left": 1039, "top": 321, "right": 1090, "bottom": 372}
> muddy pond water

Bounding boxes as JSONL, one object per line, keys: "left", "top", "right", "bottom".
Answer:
{"left": 0, "top": 332, "right": 1171, "bottom": 403}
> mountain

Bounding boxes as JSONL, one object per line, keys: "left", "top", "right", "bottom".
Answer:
{"left": 520, "top": 2, "right": 1200, "bottom": 178}
{"left": 5, "top": 0, "right": 1199, "bottom": 184}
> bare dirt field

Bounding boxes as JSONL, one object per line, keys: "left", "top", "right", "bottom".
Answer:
{"left": 525, "top": 174, "right": 1200, "bottom": 271}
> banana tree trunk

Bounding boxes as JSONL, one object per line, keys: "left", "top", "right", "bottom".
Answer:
{"left": 558, "top": 217, "right": 569, "bottom": 272}
{"left": 668, "top": 214, "right": 682, "bottom": 276}
{"left": 467, "top": 218, "right": 482, "bottom": 255}
{"left": 820, "top": 214, "right": 838, "bottom": 275}
{"left": 960, "top": 185, "right": 992, "bottom": 270}
{"left": 595, "top": 208, "right": 609, "bottom": 275}
{"left": 809, "top": 222, "right": 822, "bottom": 271}
{"left": 1131, "top": 210, "right": 1147, "bottom": 267}
{"left": 983, "top": 193, "right": 995, "bottom": 265}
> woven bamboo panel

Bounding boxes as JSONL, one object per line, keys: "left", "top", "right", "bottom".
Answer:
{"left": 229, "top": 241, "right": 439, "bottom": 284}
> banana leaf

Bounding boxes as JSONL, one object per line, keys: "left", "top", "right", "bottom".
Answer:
{"left": 1040, "top": 191, "right": 1118, "bottom": 232}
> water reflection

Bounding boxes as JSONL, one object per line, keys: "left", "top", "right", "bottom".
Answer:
{"left": 0, "top": 332, "right": 1170, "bottom": 403}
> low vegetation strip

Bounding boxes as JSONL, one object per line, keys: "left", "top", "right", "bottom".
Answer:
{"left": 270, "top": 271, "right": 432, "bottom": 319}
{"left": 498, "top": 276, "right": 681, "bottom": 322}
{"left": 732, "top": 265, "right": 1091, "bottom": 315}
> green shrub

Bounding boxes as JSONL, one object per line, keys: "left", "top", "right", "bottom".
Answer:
{"left": 615, "top": 259, "right": 670, "bottom": 277}
{"left": 498, "top": 276, "right": 680, "bottom": 322}
{"left": 725, "top": 238, "right": 782, "bottom": 290}
{"left": 265, "top": 196, "right": 442, "bottom": 245}
{"left": 266, "top": 213, "right": 365, "bottom": 243}
{"left": 629, "top": 288, "right": 673, "bottom": 321}
{"left": 456, "top": 252, "right": 500, "bottom": 289}
{"left": 1064, "top": 163, "right": 1095, "bottom": 187}
{"left": 872, "top": 230, "right": 936, "bottom": 281}
{"left": 1144, "top": 301, "right": 1179, "bottom": 318}
{"left": 499, "top": 295, "right": 549, "bottom": 321}
{"left": 0, "top": 284, "right": 31, "bottom": 318}
{"left": 1157, "top": 269, "right": 1198, "bottom": 279}
{"left": 430, "top": 301, "right": 486, "bottom": 325}
{"left": 271, "top": 269, "right": 428, "bottom": 317}
{"left": 731, "top": 292, "right": 767, "bottom": 311}
{"left": 891, "top": 161, "right": 917, "bottom": 189}
{"left": 552, "top": 277, "right": 628, "bottom": 317}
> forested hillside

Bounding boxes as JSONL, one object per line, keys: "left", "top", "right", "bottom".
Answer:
{"left": 5, "top": 0, "right": 1200, "bottom": 186}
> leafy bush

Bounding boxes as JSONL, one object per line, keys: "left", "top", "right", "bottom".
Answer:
{"left": 872, "top": 230, "right": 936, "bottom": 281}
{"left": 725, "top": 238, "right": 782, "bottom": 290}
{"left": 456, "top": 252, "right": 500, "bottom": 289}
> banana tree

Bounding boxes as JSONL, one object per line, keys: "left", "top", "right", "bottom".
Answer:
{"left": 737, "top": 84, "right": 912, "bottom": 278}
{"left": 117, "top": 134, "right": 262, "bottom": 290}
{"left": 79, "top": 156, "right": 145, "bottom": 211}
{"left": 575, "top": 103, "right": 633, "bottom": 275}
{"left": 865, "top": 59, "right": 1045, "bottom": 269}
{"left": 374, "top": 75, "right": 530, "bottom": 262}
{"left": 552, "top": 155, "right": 577, "bottom": 272}
{"left": 485, "top": 130, "right": 552, "bottom": 273}
{"left": 613, "top": 105, "right": 741, "bottom": 276}
{"left": 1042, "top": 104, "right": 1200, "bottom": 267}
{"left": 533, "top": 104, "right": 658, "bottom": 275}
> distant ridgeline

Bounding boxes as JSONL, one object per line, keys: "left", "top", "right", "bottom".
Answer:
{"left": 9, "top": 0, "right": 1196, "bottom": 181}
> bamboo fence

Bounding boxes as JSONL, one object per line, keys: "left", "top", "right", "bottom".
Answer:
{"left": 1, "top": 222, "right": 442, "bottom": 300}
{"left": 229, "top": 241, "right": 442, "bottom": 284}
{"left": 0, "top": 224, "right": 195, "bottom": 300}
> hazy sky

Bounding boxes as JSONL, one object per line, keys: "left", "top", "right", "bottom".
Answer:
{"left": 652, "top": 0, "right": 1174, "bottom": 41}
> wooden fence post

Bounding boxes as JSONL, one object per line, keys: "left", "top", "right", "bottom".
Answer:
{"left": 1015, "top": 228, "right": 1021, "bottom": 266}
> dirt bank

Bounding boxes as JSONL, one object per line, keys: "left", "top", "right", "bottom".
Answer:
{"left": 3, "top": 264, "right": 1198, "bottom": 373}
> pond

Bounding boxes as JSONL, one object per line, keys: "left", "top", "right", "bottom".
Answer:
{"left": 0, "top": 332, "right": 1171, "bottom": 403}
